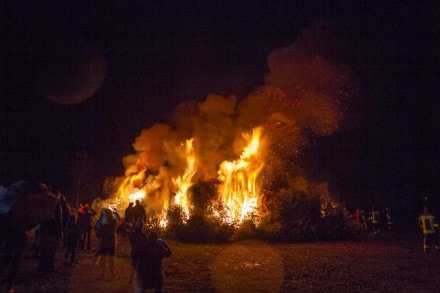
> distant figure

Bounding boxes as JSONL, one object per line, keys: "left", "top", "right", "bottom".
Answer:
{"left": 385, "top": 207, "right": 393, "bottom": 231}
{"left": 132, "top": 231, "right": 171, "bottom": 293}
{"left": 125, "top": 202, "right": 134, "bottom": 224}
{"left": 132, "top": 200, "right": 146, "bottom": 223}
{"left": 58, "top": 194, "right": 70, "bottom": 231}
{"left": 63, "top": 214, "right": 81, "bottom": 265}
{"left": 124, "top": 202, "right": 135, "bottom": 236}
{"left": 78, "top": 206, "right": 92, "bottom": 250}
{"left": 128, "top": 219, "right": 147, "bottom": 284}
{"left": 95, "top": 208, "right": 118, "bottom": 280}
{"left": 418, "top": 206, "right": 439, "bottom": 253}
{"left": 78, "top": 203, "right": 84, "bottom": 214}
{"left": 112, "top": 207, "right": 121, "bottom": 224}
{"left": 353, "top": 209, "right": 361, "bottom": 229}
{"left": 360, "top": 210, "right": 368, "bottom": 231}
{"left": 370, "top": 207, "right": 380, "bottom": 236}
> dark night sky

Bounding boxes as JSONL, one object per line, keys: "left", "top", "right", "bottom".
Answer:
{"left": 1, "top": 2, "right": 439, "bottom": 213}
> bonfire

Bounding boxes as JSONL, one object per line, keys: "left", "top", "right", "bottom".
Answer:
{"left": 96, "top": 27, "right": 357, "bottom": 240}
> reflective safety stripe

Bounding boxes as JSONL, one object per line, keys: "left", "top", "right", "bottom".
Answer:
{"left": 419, "top": 214, "right": 437, "bottom": 234}
{"left": 371, "top": 211, "right": 380, "bottom": 224}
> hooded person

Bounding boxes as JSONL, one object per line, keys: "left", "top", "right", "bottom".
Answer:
{"left": 132, "top": 231, "right": 171, "bottom": 293}
{"left": 128, "top": 219, "right": 147, "bottom": 285}
{"left": 95, "top": 208, "right": 118, "bottom": 280}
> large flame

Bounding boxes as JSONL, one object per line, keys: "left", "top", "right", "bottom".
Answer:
{"left": 103, "top": 22, "right": 356, "bottom": 229}
{"left": 173, "top": 139, "right": 197, "bottom": 217}
{"left": 218, "top": 127, "right": 265, "bottom": 223}
{"left": 110, "top": 128, "right": 266, "bottom": 225}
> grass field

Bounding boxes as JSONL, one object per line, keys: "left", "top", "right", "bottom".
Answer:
{"left": 7, "top": 231, "right": 440, "bottom": 292}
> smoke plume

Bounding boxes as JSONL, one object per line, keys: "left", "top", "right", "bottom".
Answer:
{"left": 112, "top": 21, "right": 357, "bottom": 217}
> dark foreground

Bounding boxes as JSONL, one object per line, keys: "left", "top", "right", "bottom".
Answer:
{"left": 4, "top": 232, "right": 440, "bottom": 292}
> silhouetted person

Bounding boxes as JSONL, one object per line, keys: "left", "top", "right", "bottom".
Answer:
{"left": 385, "top": 207, "right": 393, "bottom": 231}
{"left": 125, "top": 202, "right": 134, "bottom": 224}
{"left": 78, "top": 206, "right": 92, "bottom": 250}
{"left": 38, "top": 218, "right": 62, "bottom": 273}
{"left": 370, "top": 207, "right": 380, "bottom": 237}
{"left": 63, "top": 214, "right": 81, "bottom": 265}
{"left": 132, "top": 200, "right": 146, "bottom": 223}
{"left": 95, "top": 208, "right": 117, "bottom": 280}
{"left": 128, "top": 219, "right": 147, "bottom": 284}
{"left": 418, "top": 206, "right": 440, "bottom": 253}
{"left": 0, "top": 229, "right": 27, "bottom": 292}
{"left": 123, "top": 202, "right": 135, "bottom": 236}
{"left": 132, "top": 231, "right": 171, "bottom": 293}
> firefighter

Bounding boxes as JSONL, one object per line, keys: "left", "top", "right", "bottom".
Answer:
{"left": 360, "top": 210, "right": 368, "bottom": 231}
{"left": 418, "top": 206, "right": 439, "bottom": 253}
{"left": 385, "top": 207, "right": 393, "bottom": 231}
{"left": 353, "top": 209, "right": 361, "bottom": 229}
{"left": 370, "top": 207, "right": 380, "bottom": 236}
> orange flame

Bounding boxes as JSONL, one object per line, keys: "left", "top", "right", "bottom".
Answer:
{"left": 112, "top": 128, "right": 266, "bottom": 226}
{"left": 117, "top": 171, "right": 146, "bottom": 203}
{"left": 218, "top": 127, "right": 265, "bottom": 223}
{"left": 173, "top": 139, "right": 197, "bottom": 217}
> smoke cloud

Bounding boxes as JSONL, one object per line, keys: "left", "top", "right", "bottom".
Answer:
{"left": 115, "top": 20, "right": 357, "bottom": 210}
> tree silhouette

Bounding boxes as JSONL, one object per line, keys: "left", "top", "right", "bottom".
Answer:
{"left": 68, "top": 152, "right": 95, "bottom": 208}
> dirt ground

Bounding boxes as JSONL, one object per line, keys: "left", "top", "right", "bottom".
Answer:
{"left": 6, "top": 231, "right": 440, "bottom": 292}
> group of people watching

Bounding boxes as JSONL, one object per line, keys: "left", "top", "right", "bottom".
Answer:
{"left": 62, "top": 203, "right": 94, "bottom": 266}
{"left": 352, "top": 207, "right": 394, "bottom": 236}
{"left": 124, "top": 200, "right": 172, "bottom": 292}
{"left": 129, "top": 218, "right": 171, "bottom": 293}
{"left": 0, "top": 187, "right": 172, "bottom": 292}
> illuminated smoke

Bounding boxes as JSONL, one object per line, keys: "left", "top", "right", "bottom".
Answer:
{"left": 107, "top": 21, "right": 357, "bottom": 224}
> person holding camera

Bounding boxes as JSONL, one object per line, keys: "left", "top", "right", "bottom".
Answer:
{"left": 131, "top": 231, "right": 171, "bottom": 293}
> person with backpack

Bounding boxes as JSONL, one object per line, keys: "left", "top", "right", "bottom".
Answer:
{"left": 63, "top": 214, "right": 81, "bottom": 265}
{"left": 95, "top": 208, "right": 118, "bottom": 280}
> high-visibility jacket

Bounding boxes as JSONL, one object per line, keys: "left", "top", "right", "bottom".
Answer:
{"left": 371, "top": 211, "right": 380, "bottom": 224}
{"left": 419, "top": 213, "right": 438, "bottom": 234}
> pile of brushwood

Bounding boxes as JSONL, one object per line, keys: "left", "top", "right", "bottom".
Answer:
{"left": 163, "top": 180, "right": 355, "bottom": 243}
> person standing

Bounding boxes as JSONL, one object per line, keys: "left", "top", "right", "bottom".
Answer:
{"left": 385, "top": 207, "right": 394, "bottom": 231}
{"left": 360, "top": 210, "right": 368, "bottom": 231}
{"left": 95, "top": 208, "right": 118, "bottom": 280}
{"left": 132, "top": 231, "right": 171, "bottom": 293}
{"left": 78, "top": 206, "right": 92, "bottom": 250}
{"left": 418, "top": 206, "right": 440, "bottom": 253}
{"left": 0, "top": 229, "right": 27, "bottom": 292}
{"left": 38, "top": 217, "right": 62, "bottom": 273}
{"left": 132, "top": 200, "right": 146, "bottom": 223}
{"left": 124, "top": 202, "right": 135, "bottom": 235}
{"left": 125, "top": 202, "right": 134, "bottom": 224}
{"left": 370, "top": 207, "right": 380, "bottom": 237}
{"left": 353, "top": 209, "right": 361, "bottom": 230}
{"left": 63, "top": 214, "right": 81, "bottom": 265}
{"left": 128, "top": 219, "right": 147, "bottom": 285}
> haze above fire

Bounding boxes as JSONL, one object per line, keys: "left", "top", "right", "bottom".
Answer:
{"left": 107, "top": 21, "right": 357, "bottom": 223}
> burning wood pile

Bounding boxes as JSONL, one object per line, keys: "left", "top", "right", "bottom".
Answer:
{"left": 99, "top": 23, "right": 358, "bottom": 241}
